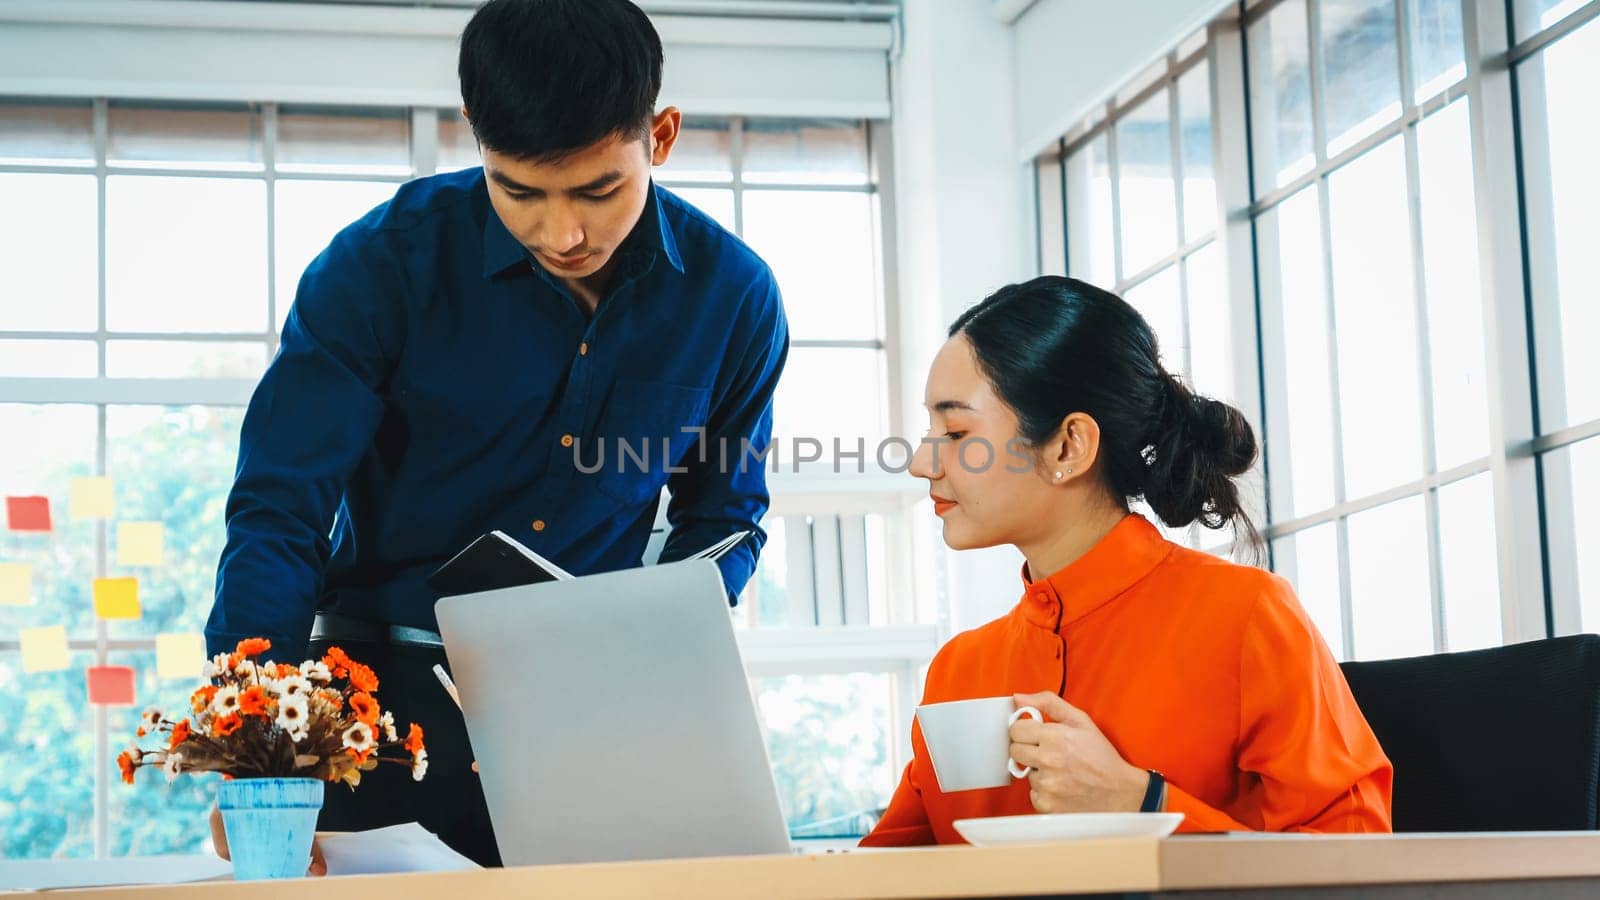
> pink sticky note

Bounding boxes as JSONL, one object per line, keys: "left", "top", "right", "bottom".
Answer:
{"left": 6, "top": 496, "right": 52, "bottom": 532}
{"left": 87, "top": 665, "right": 137, "bottom": 706}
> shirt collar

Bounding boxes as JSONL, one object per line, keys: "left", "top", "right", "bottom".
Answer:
{"left": 1016, "top": 514, "right": 1174, "bottom": 632}
{"left": 480, "top": 178, "right": 685, "bottom": 280}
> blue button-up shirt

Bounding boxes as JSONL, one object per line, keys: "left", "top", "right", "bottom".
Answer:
{"left": 206, "top": 169, "right": 788, "bottom": 661}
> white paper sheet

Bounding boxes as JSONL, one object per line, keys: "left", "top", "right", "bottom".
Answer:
{"left": 316, "top": 822, "right": 481, "bottom": 876}
{"left": 0, "top": 854, "right": 232, "bottom": 891}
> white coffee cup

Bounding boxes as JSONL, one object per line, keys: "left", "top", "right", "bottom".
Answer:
{"left": 915, "top": 696, "right": 1043, "bottom": 793}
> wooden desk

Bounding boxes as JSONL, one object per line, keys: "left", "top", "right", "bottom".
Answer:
{"left": 33, "top": 832, "right": 1600, "bottom": 899}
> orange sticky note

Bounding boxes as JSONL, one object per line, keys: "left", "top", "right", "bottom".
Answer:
{"left": 156, "top": 632, "right": 205, "bottom": 680}
{"left": 87, "top": 665, "right": 136, "bottom": 706}
{"left": 116, "top": 522, "right": 164, "bottom": 567}
{"left": 20, "top": 625, "right": 70, "bottom": 673}
{"left": 0, "top": 562, "right": 32, "bottom": 606}
{"left": 6, "top": 496, "right": 51, "bottom": 532}
{"left": 93, "top": 577, "right": 141, "bottom": 620}
{"left": 69, "top": 477, "right": 116, "bottom": 520}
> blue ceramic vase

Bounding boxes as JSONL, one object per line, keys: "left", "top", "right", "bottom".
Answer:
{"left": 217, "top": 777, "right": 324, "bottom": 880}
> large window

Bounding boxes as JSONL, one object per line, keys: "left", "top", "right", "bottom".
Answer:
{"left": 0, "top": 102, "right": 920, "bottom": 856}
{"left": 1036, "top": 0, "right": 1600, "bottom": 663}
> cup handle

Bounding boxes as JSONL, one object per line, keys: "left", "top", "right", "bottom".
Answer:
{"left": 1007, "top": 705, "right": 1042, "bottom": 779}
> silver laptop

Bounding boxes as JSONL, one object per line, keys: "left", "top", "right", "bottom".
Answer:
{"left": 434, "top": 559, "right": 792, "bottom": 866}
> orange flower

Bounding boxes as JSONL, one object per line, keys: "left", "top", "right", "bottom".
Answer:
{"left": 169, "top": 719, "right": 191, "bottom": 749}
{"left": 347, "top": 662, "right": 379, "bottom": 693}
{"left": 214, "top": 714, "right": 242, "bottom": 737}
{"left": 190, "top": 685, "right": 217, "bottom": 714}
{"left": 135, "top": 726, "right": 147, "bottom": 738}
{"left": 348, "top": 692, "right": 379, "bottom": 725}
{"left": 239, "top": 685, "right": 270, "bottom": 717}
{"left": 403, "top": 723, "right": 425, "bottom": 756}
{"left": 322, "top": 647, "right": 352, "bottom": 678}
{"left": 116, "top": 751, "right": 137, "bottom": 785}
{"left": 346, "top": 747, "right": 372, "bottom": 765}
{"left": 235, "top": 637, "right": 273, "bottom": 658}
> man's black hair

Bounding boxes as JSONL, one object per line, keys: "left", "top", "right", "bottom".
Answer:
{"left": 459, "top": 0, "right": 664, "bottom": 161}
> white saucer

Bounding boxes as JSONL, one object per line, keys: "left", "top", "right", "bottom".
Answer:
{"left": 952, "top": 812, "right": 1185, "bottom": 846}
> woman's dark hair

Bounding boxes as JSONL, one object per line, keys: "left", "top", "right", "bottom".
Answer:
{"left": 950, "top": 276, "right": 1262, "bottom": 560}
{"left": 459, "top": 0, "right": 663, "bottom": 161}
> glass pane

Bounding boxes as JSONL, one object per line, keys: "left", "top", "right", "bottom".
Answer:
{"left": 277, "top": 108, "right": 410, "bottom": 176}
{"left": 1273, "top": 523, "right": 1345, "bottom": 658}
{"left": 1064, "top": 135, "right": 1115, "bottom": 289}
{"left": 1515, "top": 0, "right": 1592, "bottom": 39}
{"left": 105, "top": 341, "right": 268, "bottom": 379}
{"left": 1548, "top": 438, "right": 1600, "bottom": 633}
{"left": 1248, "top": 0, "right": 1316, "bottom": 191}
{"left": 1178, "top": 61, "right": 1216, "bottom": 241}
{"left": 772, "top": 348, "right": 886, "bottom": 459}
{"left": 666, "top": 187, "right": 735, "bottom": 233}
{"left": 1260, "top": 187, "right": 1336, "bottom": 517}
{"left": 0, "top": 100, "right": 93, "bottom": 166}
{"left": 657, "top": 117, "right": 733, "bottom": 183}
{"left": 1184, "top": 243, "right": 1234, "bottom": 403}
{"left": 106, "top": 176, "right": 268, "bottom": 333}
{"left": 1437, "top": 473, "right": 1502, "bottom": 651}
{"left": 741, "top": 191, "right": 878, "bottom": 342}
{"left": 1522, "top": 15, "right": 1600, "bottom": 431}
{"left": 0, "top": 654, "right": 96, "bottom": 858}
{"left": 0, "top": 340, "right": 97, "bottom": 378}
{"left": 1319, "top": 0, "right": 1403, "bottom": 156}
{"left": 1417, "top": 100, "right": 1489, "bottom": 469}
{"left": 1124, "top": 265, "right": 1185, "bottom": 376}
{"left": 736, "top": 516, "right": 791, "bottom": 629}
{"left": 1037, "top": 156, "right": 1066, "bottom": 277}
{"left": 437, "top": 109, "right": 480, "bottom": 173}
{"left": 1327, "top": 137, "right": 1423, "bottom": 499}
{"left": 1116, "top": 90, "right": 1178, "bottom": 278}
{"left": 742, "top": 119, "right": 868, "bottom": 186}
{"left": 1409, "top": 0, "right": 1467, "bottom": 101}
{"left": 104, "top": 406, "right": 243, "bottom": 639}
{"left": 1348, "top": 494, "right": 1433, "bottom": 660}
{"left": 106, "top": 650, "right": 221, "bottom": 855}
{"left": 0, "top": 174, "right": 99, "bottom": 331}
{"left": 0, "top": 404, "right": 99, "bottom": 637}
{"left": 108, "top": 103, "right": 263, "bottom": 172}
{"left": 755, "top": 673, "right": 895, "bottom": 837}
{"left": 274, "top": 180, "right": 398, "bottom": 332}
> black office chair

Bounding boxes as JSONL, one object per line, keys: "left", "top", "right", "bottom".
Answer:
{"left": 1339, "top": 634, "right": 1600, "bottom": 831}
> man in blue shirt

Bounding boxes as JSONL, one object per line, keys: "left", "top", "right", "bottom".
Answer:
{"left": 204, "top": 0, "right": 787, "bottom": 868}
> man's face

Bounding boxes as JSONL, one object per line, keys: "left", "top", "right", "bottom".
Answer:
{"left": 477, "top": 110, "right": 680, "bottom": 281}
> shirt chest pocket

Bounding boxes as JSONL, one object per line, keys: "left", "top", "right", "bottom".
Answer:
{"left": 589, "top": 377, "right": 713, "bottom": 506}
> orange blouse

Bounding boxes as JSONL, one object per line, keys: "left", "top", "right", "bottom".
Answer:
{"left": 861, "top": 514, "right": 1392, "bottom": 845}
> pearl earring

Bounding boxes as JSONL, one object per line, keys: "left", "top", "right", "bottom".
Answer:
{"left": 1055, "top": 471, "right": 1064, "bottom": 479}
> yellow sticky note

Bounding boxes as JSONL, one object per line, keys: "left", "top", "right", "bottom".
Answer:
{"left": 156, "top": 632, "right": 206, "bottom": 680}
{"left": 116, "top": 522, "right": 164, "bottom": 567}
{"left": 0, "top": 562, "right": 32, "bottom": 606}
{"left": 69, "top": 477, "right": 115, "bottom": 520}
{"left": 21, "top": 625, "right": 70, "bottom": 673}
{"left": 93, "top": 577, "right": 141, "bottom": 620}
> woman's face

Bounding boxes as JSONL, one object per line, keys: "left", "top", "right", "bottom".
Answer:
{"left": 909, "top": 334, "right": 1064, "bottom": 550}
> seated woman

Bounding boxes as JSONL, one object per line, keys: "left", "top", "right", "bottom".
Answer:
{"left": 861, "top": 277, "right": 1391, "bottom": 844}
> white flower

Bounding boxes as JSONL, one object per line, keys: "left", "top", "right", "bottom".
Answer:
{"left": 341, "top": 722, "right": 375, "bottom": 754}
{"left": 300, "top": 660, "right": 332, "bottom": 683}
{"left": 234, "top": 658, "right": 257, "bottom": 680}
{"left": 276, "top": 696, "right": 310, "bottom": 741}
{"left": 140, "top": 706, "right": 163, "bottom": 730}
{"left": 378, "top": 710, "right": 397, "bottom": 743}
{"left": 411, "top": 748, "right": 428, "bottom": 782}
{"left": 164, "top": 753, "right": 183, "bottom": 782}
{"left": 211, "top": 685, "right": 241, "bottom": 718}
{"left": 276, "top": 675, "right": 312, "bottom": 700}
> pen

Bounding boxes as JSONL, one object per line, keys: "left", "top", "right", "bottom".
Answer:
{"left": 432, "top": 663, "right": 463, "bottom": 710}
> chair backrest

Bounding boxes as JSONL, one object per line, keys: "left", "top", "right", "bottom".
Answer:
{"left": 1339, "top": 634, "right": 1600, "bottom": 832}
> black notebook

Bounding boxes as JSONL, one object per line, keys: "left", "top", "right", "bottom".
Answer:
{"left": 426, "top": 528, "right": 751, "bottom": 598}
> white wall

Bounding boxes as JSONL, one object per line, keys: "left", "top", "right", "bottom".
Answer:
{"left": 891, "top": 0, "right": 1031, "bottom": 635}
{"left": 1011, "top": 0, "right": 1230, "bottom": 159}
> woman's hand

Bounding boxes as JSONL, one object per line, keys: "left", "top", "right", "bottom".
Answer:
{"left": 1008, "top": 692, "right": 1148, "bottom": 814}
{"left": 210, "top": 804, "right": 327, "bottom": 876}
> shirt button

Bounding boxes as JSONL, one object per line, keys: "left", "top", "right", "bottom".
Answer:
{"left": 579, "top": 342, "right": 589, "bottom": 356}
{"left": 560, "top": 434, "right": 574, "bottom": 448}
{"left": 532, "top": 520, "right": 547, "bottom": 532}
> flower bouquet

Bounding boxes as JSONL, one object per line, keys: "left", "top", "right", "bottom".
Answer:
{"left": 118, "top": 638, "right": 428, "bottom": 879}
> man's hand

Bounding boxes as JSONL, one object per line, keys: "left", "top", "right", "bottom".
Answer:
{"left": 210, "top": 804, "right": 327, "bottom": 877}
{"left": 1007, "top": 692, "right": 1148, "bottom": 815}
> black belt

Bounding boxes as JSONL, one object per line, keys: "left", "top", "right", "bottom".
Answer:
{"left": 310, "top": 611, "right": 445, "bottom": 649}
